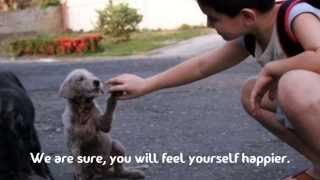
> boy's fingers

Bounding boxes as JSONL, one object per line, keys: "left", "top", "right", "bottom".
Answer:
{"left": 255, "top": 96, "right": 262, "bottom": 111}
{"left": 109, "top": 85, "right": 127, "bottom": 92}
{"left": 250, "top": 89, "right": 263, "bottom": 115}
{"left": 268, "top": 84, "right": 277, "bottom": 101}
{"left": 106, "top": 78, "right": 123, "bottom": 85}
{"left": 111, "top": 91, "right": 126, "bottom": 98}
{"left": 116, "top": 95, "right": 132, "bottom": 100}
{"left": 250, "top": 90, "right": 257, "bottom": 111}
{"left": 112, "top": 91, "right": 134, "bottom": 100}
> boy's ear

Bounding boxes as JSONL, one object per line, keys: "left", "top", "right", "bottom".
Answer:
{"left": 240, "top": 8, "right": 257, "bottom": 26}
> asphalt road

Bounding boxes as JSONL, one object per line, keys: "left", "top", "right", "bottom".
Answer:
{"left": 0, "top": 57, "right": 309, "bottom": 180}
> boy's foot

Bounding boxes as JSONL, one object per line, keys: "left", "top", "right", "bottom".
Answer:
{"left": 284, "top": 168, "right": 320, "bottom": 180}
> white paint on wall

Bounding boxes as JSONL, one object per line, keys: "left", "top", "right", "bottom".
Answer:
{"left": 64, "top": 0, "right": 207, "bottom": 31}
{"left": 64, "top": 0, "right": 105, "bottom": 31}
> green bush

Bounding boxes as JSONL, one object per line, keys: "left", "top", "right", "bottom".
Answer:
{"left": 178, "top": 24, "right": 192, "bottom": 31}
{"left": 96, "top": 0, "right": 143, "bottom": 42}
{"left": 36, "top": 0, "right": 60, "bottom": 8}
{"left": 9, "top": 36, "right": 57, "bottom": 57}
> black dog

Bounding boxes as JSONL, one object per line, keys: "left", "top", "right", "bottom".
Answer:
{"left": 0, "top": 71, "right": 54, "bottom": 180}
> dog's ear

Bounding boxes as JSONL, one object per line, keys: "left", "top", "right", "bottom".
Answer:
{"left": 59, "top": 78, "right": 75, "bottom": 99}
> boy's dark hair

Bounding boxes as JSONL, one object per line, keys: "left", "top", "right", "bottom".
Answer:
{"left": 197, "top": 0, "right": 275, "bottom": 17}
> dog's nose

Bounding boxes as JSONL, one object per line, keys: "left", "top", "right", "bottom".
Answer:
{"left": 93, "top": 80, "right": 100, "bottom": 87}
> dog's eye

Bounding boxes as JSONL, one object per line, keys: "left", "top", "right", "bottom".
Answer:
{"left": 77, "top": 76, "right": 84, "bottom": 81}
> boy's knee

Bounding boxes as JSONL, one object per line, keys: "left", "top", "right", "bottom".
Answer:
{"left": 278, "top": 70, "right": 320, "bottom": 114}
{"left": 241, "top": 78, "right": 256, "bottom": 115}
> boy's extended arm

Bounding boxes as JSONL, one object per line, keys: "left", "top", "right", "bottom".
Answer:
{"left": 144, "top": 39, "right": 249, "bottom": 93}
{"left": 108, "top": 39, "right": 249, "bottom": 99}
{"left": 264, "top": 13, "right": 320, "bottom": 76}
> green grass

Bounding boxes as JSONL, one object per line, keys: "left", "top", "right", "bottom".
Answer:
{"left": 0, "top": 27, "right": 214, "bottom": 58}
{"left": 94, "top": 28, "right": 213, "bottom": 56}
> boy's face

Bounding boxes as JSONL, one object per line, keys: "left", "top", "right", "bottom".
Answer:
{"left": 200, "top": 7, "right": 249, "bottom": 40}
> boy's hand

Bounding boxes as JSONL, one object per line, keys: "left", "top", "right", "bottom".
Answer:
{"left": 250, "top": 67, "right": 276, "bottom": 116}
{"left": 106, "top": 74, "right": 149, "bottom": 100}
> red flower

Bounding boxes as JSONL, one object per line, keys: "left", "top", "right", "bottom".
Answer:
{"left": 55, "top": 33, "right": 103, "bottom": 55}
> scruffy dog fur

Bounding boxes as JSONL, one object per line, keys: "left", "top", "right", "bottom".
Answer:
{"left": 0, "top": 71, "right": 54, "bottom": 180}
{"left": 59, "top": 69, "right": 144, "bottom": 180}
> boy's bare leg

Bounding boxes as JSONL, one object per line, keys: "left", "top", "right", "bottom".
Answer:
{"left": 241, "top": 72, "right": 320, "bottom": 179}
{"left": 277, "top": 70, "right": 320, "bottom": 178}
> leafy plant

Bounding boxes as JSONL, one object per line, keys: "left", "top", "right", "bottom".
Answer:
{"left": 40, "top": 0, "right": 60, "bottom": 9}
{"left": 96, "top": 0, "right": 143, "bottom": 42}
{"left": 178, "top": 24, "right": 192, "bottom": 31}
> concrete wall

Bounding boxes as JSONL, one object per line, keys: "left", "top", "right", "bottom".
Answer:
{"left": 0, "top": 6, "right": 63, "bottom": 35}
{"left": 65, "top": 0, "right": 207, "bottom": 31}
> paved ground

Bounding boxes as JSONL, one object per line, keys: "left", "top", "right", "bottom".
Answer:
{"left": 146, "top": 34, "right": 225, "bottom": 58}
{"left": 0, "top": 34, "right": 311, "bottom": 180}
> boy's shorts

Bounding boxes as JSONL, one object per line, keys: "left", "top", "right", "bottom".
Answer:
{"left": 276, "top": 105, "right": 294, "bottom": 129}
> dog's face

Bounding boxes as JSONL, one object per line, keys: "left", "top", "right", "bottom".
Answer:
{"left": 59, "top": 69, "right": 104, "bottom": 99}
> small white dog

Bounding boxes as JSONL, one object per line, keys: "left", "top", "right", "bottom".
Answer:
{"left": 59, "top": 69, "right": 144, "bottom": 180}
